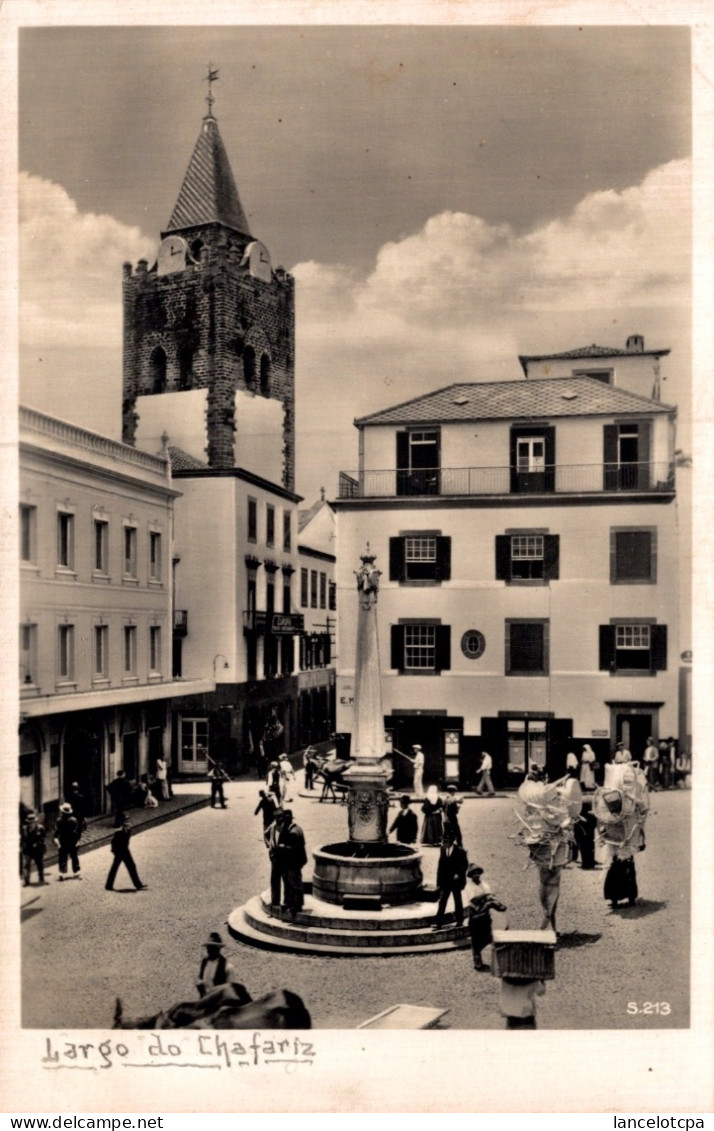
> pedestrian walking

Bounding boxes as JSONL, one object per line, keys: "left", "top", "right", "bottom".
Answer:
{"left": 443, "top": 784, "right": 463, "bottom": 846}
{"left": 105, "top": 820, "right": 147, "bottom": 891}
{"left": 275, "top": 809, "right": 307, "bottom": 915}
{"left": 254, "top": 789, "right": 278, "bottom": 847}
{"left": 579, "top": 745, "right": 597, "bottom": 791}
{"left": 434, "top": 827, "right": 468, "bottom": 928}
{"left": 466, "top": 865, "right": 507, "bottom": 970}
{"left": 196, "top": 932, "right": 240, "bottom": 998}
{"left": 155, "top": 757, "right": 170, "bottom": 800}
{"left": 54, "top": 803, "right": 82, "bottom": 881}
{"left": 303, "top": 747, "right": 318, "bottom": 791}
{"left": 420, "top": 787, "right": 444, "bottom": 845}
{"left": 278, "top": 754, "right": 295, "bottom": 802}
{"left": 106, "top": 769, "right": 133, "bottom": 828}
{"left": 208, "top": 759, "right": 230, "bottom": 808}
{"left": 266, "top": 761, "right": 282, "bottom": 805}
{"left": 475, "top": 751, "right": 495, "bottom": 796}
{"left": 409, "top": 745, "right": 425, "bottom": 798}
{"left": 573, "top": 796, "right": 598, "bottom": 869}
{"left": 537, "top": 864, "right": 562, "bottom": 932}
{"left": 500, "top": 978, "right": 545, "bottom": 1029}
{"left": 267, "top": 811, "right": 284, "bottom": 911}
{"left": 21, "top": 809, "right": 48, "bottom": 886}
{"left": 389, "top": 795, "right": 418, "bottom": 844}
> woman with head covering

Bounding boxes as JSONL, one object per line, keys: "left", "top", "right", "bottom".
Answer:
{"left": 420, "top": 785, "right": 444, "bottom": 846}
{"left": 580, "top": 745, "right": 597, "bottom": 791}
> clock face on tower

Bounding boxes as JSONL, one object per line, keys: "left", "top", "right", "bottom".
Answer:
{"left": 157, "top": 235, "right": 188, "bottom": 276}
{"left": 244, "top": 240, "right": 272, "bottom": 283}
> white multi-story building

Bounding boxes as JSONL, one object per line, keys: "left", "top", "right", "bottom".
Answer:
{"left": 297, "top": 495, "right": 337, "bottom": 747}
{"left": 334, "top": 344, "right": 679, "bottom": 791}
{"left": 18, "top": 407, "right": 212, "bottom": 820}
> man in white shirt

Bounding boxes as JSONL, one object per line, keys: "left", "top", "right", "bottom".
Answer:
{"left": 476, "top": 751, "right": 495, "bottom": 796}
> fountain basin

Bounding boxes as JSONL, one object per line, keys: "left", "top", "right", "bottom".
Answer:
{"left": 311, "top": 841, "right": 423, "bottom": 906}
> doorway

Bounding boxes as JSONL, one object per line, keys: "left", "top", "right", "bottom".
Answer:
{"left": 614, "top": 712, "right": 653, "bottom": 762}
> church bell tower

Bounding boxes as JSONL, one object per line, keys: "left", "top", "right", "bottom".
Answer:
{"left": 122, "top": 69, "right": 295, "bottom": 490}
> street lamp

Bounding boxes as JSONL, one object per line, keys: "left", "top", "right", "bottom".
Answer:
{"left": 212, "top": 653, "right": 229, "bottom": 676}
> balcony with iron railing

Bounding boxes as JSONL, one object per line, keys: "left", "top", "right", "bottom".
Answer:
{"left": 173, "top": 609, "right": 188, "bottom": 636}
{"left": 338, "top": 461, "right": 675, "bottom": 500}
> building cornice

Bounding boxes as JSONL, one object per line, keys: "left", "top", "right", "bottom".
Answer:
{"left": 19, "top": 677, "right": 216, "bottom": 719}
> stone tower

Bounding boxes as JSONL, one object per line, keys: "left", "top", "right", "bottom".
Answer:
{"left": 122, "top": 101, "right": 295, "bottom": 489}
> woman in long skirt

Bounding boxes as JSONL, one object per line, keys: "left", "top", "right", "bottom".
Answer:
{"left": 420, "top": 791, "right": 444, "bottom": 845}
{"left": 580, "top": 744, "right": 597, "bottom": 791}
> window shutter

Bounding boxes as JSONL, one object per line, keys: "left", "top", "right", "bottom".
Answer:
{"left": 599, "top": 625, "right": 616, "bottom": 671}
{"left": 435, "top": 625, "right": 451, "bottom": 671}
{"left": 543, "top": 534, "right": 560, "bottom": 580}
{"left": 389, "top": 537, "right": 405, "bottom": 581}
{"left": 324, "top": 635, "right": 331, "bottom": 665}
{"left": 436, "top": 536, "right": 451, "bottom": 581}
{"left": 396, "top": 432, "right": 410, "bottom": 496}
{"left": 603, "top": 425, "right": 618, "bottom": 490}
{"left": 651, "top": 624, "right": 667, "bottom": 671}
{"left": 543, "top": 427, "right": 556, "bottom": 492}
{"left": 391, "top": 625, "right": 405, "bottom": 671}
{"left": 495, "top": 535, "right": 511, "bottom": 580}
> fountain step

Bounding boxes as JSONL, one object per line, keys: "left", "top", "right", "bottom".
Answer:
{"left": 257, "top": 891, "right": 456, "bottom": 932}
{"left": 228, "top": 895, "right": 471, "bottom": 955}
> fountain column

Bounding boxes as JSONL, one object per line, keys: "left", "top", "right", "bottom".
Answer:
{"left": 343, "top": 549, "right": 390, "bottom": 843}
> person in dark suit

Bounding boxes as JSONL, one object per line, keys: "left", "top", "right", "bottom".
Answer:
{"left": 434, "top": 827, "right": 468, "bottom": 928}
{"left": 389, "top": 795, "right": 418, "bottom": 844}
{"left": 442, "top": 785, "right": 463, "bottom": 846}
{"left": 54, "top": 803, "right": 82, "bottom": 881}
{"left": 105, "top": 821, "right": 147, "bottom": 891}
{"left": 106, "top": 770, "right": 133, "bottom": 828}
{"left": 275, "top": 809, "right": 307, "bottom": 915}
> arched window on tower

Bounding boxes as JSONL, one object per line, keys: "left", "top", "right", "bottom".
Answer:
{"left": 244, "top": 346, "right": 256, "bottom": 392}
{"left": 191, "top": 238, "right": 204, "bottom": 262}
{"left": 260, "top": 354, "right": 271, "bottom": 397}
{"left": 149, "top": 347, "right": 167, "bottom": 394}
{"left": 178, "top": 345, "right": 194, "bottom": 389}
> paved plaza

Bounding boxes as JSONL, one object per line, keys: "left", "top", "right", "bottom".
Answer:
{"left": 21, "top": 779, "right": 690, "bottom": 1030}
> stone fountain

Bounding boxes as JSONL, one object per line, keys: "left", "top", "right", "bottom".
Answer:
{"left": 228, "top": 549, "right": 469, "bottom": 955}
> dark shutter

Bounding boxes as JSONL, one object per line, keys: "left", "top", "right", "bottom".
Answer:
{"left": 324, "top": 635, "right": 331, "bottom": 665}
{"left": 637, "top": 421, "right": 651, "bottom": 489}
{"left": 389, "top": 537, "right": 405, "bottom": 581}
{"left": 543, "top": 427, "right": 556, "bottom": 493}
{"left": 391, "top": 625, "right": 405, "bottom": 671}
{"left": 435, "top": 625, "right": 451, "bottom": 672}
{"left": 495, "top": 535, "right": 511, "bottom": 580}
{"left": 651, "top": 624, "right": 667, "bottom": 671}
{"left": 396, "top": 432, "right": 410, "bottom": 496}
{"left": 599, "top": 625, "right": 616, "bottom": 671}
{"left": 543, "top": 535, "right": 560, "bottom": 580}
{"left": 603, "top": 425, "right": 618, "bottom": 490}
{"left": 509, "top": 429, "right": 519, "bottom": 493}
{"left": 435, "top": 536, "right": 451, "bottom": 581}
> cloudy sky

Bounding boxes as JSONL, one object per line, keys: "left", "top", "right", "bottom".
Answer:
{"left": 17, "top": 22, "right": 692, "bottom": 509}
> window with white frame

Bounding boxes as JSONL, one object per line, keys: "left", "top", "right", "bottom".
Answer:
{"left": 149, "top": 625, "right": 162, "bottom": 673}
{"left": 123, "top": 625, "right": 137, "bottom": 675}
{"left": 599, "top": 620, "right": 667, "bottom": 673}
{"left": 123, "top": 525, "right": 138, "bottom": 577}
{"left": 149, "top": 531, "right": 162, "bottom": 581}
{"left": 58, "top": 624, "right": 75, "bottom": 681}
{"left": 94, "top": 624, "right": 109, "bottom": 679}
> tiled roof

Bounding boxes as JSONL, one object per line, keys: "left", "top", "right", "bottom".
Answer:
{"left": 168, "top": 446, "right": 208, "bottom": 472}
{"left": 355, "top": 377, "right": 674, "bottom": 427}
{"left": 165, "top": 115, "right": 252, "bottom": 236}
{"left": 298, "top": 498, "right": 324, "bottom": 532}
{"left": 518, "top": 342, "right": 670, "bottom": 373}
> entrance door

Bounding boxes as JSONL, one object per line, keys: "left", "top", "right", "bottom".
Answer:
{"left": 179, "top": 717, "right": 209, "bottom": 775}
{"left": 616, "top": 713, "right": 653, "bottom": 762}
{"left": 396, "top": 430, "right": 440, "bottom": 496}
{"left": 389, "top": 715, "right": 462, "bottom": 788}
{"left": 63, "top": 720, "right": 104, "bottom": 816}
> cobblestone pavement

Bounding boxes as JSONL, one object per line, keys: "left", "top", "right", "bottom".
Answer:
{"left": 21, "top": 780, "right": 690, "bottom": 1030}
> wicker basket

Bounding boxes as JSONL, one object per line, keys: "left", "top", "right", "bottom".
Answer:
{"left": 491, "top": 929, "right": 557, "bottom": 980}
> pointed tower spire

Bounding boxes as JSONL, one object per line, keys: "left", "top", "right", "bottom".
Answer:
{"left": 164, "top": 66, "right": 252, "bottom": 237}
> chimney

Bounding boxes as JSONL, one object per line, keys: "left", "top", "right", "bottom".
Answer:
{"left": 626, "top": 334, "right": 644, "bottom": 353}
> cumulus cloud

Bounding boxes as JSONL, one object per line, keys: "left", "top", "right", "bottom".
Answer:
{"left": 20, "top": 172, "right": 155, "bottom": 350}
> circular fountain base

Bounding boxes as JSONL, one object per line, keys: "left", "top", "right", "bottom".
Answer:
{"left": 312, "top": 841, "right": 423, "bottom": 906}
{"left": 227, "top": 889, "right": 471, "bottom": 956}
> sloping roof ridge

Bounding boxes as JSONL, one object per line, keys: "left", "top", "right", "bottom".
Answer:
{"left": 168, "top": 445, "right": 208, "bottom": 471}
{"left": 165, "top": 114, "right": 252, "bottom": 236}
{"left": 355, "top": 382, "right": 474, "bottom": 425}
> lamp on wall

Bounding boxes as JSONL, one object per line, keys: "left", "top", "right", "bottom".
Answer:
{"left": 212, "top": 653, "right": 229, "bottom": 676}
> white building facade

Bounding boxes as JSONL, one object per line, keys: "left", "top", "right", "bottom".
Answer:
{"left": 334, "top": 366, "right": 679, "bottom": 791}
{"left": 19, "top": 407, "right": 212, "bottom": 821}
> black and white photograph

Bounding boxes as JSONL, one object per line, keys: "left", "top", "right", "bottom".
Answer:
{"left": 2, "top": 0, "right": 712, "bottom": 1116}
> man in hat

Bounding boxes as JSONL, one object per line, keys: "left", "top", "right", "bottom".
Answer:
{"left": 254, "top": 788, "right": 278, "bottom": 848}
{"left": 106, "top": 769, "right": 133, "bottom": 828}
{"left": 266, "top": 760, "right": 282, "bottom": 805}
{"left": 278, "top": 753, "right": 295, "bottom": 803}
{"left": 54, "top": 803, "right": 81, "bottom": 881}
{"left": 466, "top": 865, "right": 507, "bottom": 971}
{"left": 21, "top": 809, "right": 48, "bottom": 886}
{"left": 207, "top": 758, "right": 230, "bottom": 808}
{"left": 274, "top": 809, "right": 308, "bottom": 915}
{"left": 389, "top": 795, "right": 418, "bottom": 845}
{"left": 443, "top": 785, "right": 463, "bottom": 846}
{"left": 476, "top": 751, "right": 495, "bottom": 796}
{"left": 196, "top": 932, "right": 238, "bottom": 998}
{"left": 434, "top": 827, "right": 469, "bottom": 929}
{"left": 105, "top": 819, "right": 147, "bottom": 891}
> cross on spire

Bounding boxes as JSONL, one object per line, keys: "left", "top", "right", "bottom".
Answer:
{"left": 204, "top": 63, "right": 219, "bottom": 116}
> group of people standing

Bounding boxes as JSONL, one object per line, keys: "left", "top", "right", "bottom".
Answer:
{"left": 254, "top": 760, "right": 307, "bottom": 916}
